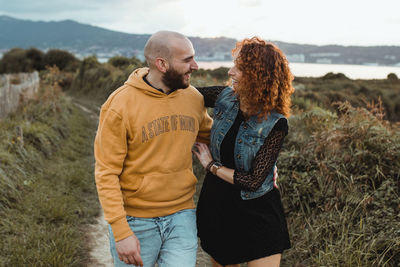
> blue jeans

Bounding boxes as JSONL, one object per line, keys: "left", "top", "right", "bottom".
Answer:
{"left": 108, "top": 209, "right": 197, "bottom": 267}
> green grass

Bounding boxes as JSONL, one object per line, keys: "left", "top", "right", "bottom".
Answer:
{"left": 293, "top": 74, "right": 400, "bottom": 122}
{"left": 279, "top": 102, "right": 400, "bottom": 266}
{"left": 68, "top": 57, "right": 145, "bottom": 106}
{"left": 179, "top": 71, "right": 400, "bottom": 266}
{"left": 4, "top": 61, "right": 396, "bottom": 266}
{"left": 189, "top": 74, "right": 400, "bottom": 266}
{"left": 0, "top": 71, "right": 99, "bottom": 266}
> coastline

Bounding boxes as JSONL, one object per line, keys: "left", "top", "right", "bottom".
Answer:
{"left": 197, "top": 61, "right": 400, "bottom": 79}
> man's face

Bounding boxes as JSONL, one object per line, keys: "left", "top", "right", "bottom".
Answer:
{"left": 162, "top": 65, "right": 188, "bottom": 91}
{"left": 162, "top": 38, "right": 198, "bottom": 91}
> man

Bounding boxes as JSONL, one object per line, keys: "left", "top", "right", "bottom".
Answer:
{"left": 94, "top": 31, "right": 212, "bottom": 266}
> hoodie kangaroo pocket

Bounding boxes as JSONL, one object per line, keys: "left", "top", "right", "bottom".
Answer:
{"left": 126, "top": 169, "right": 197, "bottom": 208}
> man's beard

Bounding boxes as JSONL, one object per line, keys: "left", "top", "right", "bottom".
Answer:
{"left": 162, "top": 67, "right": 190, "bottom": 92}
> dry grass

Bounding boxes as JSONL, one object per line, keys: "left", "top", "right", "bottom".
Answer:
{"left": 0, "top": 69, "right": 99, "bottom": 266}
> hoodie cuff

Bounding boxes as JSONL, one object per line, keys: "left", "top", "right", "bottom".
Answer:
{"left": 110, "top": 217, "right": 134, "bottom": 242}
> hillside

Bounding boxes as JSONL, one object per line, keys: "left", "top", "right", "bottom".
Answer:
{"left": 0, "top": 15, "right": 235, "bottom": 61}
{"left": 0, "top": 57, "right": 399, "bottom": 265}
{"left": 1, "top": 15, "right": 400, "bottom": 65}
{"left": 0, "top": 15, "right": 149, "bottom": 58}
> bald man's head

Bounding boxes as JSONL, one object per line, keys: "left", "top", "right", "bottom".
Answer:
{"left": 144, "top": 31, "right": 190, "bottom": 68}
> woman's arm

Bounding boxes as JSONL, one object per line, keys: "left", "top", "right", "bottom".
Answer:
{"left": 196, "top": 86, "right": 226, "bottom": 107}
{"left": 193, "top": 119, "right": 287, "bottom": 190}
{"left": 233, "top": 119, "right": 287, "bottom": 191}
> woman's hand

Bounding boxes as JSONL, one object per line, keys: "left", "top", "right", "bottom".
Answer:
{"left": 192, "top": 142, "right": 214, "bottom": 169}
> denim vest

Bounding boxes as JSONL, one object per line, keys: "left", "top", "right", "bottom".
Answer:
{"left": 210, "top": 87, "right": 286, "bottom": 200}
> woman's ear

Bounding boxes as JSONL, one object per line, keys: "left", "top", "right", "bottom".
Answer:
{"left": 155, "top": 57, "right": 168, "bottom": 73}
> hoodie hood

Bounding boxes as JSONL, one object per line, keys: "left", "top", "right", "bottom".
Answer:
{"left": 125, "top": 67, "right": 186, "bottom": 98}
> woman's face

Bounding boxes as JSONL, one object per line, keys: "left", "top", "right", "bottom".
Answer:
{"left": 228, "top": 58, "right": 242, "bottom": 90}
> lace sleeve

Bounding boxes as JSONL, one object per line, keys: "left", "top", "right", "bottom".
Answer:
{"left": 233, "top": 119, "right": 288, "bottom": 192}
{"left": 196, "top": 86, "right": 226, "bottom": 107}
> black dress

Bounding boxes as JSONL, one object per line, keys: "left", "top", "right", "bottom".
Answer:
{"left": 196, "top": 87, "right": 291, "bottom": 265}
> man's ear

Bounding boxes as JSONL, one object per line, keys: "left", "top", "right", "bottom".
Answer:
{"left": 155, "top": 57, "right": 168, "bottom": 73}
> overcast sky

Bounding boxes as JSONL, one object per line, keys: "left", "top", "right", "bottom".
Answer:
{"left": 1, "top": 0, "right": 399, "bottom": 46}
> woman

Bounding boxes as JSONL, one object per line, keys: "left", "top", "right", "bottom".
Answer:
{"left": 193, "top": 37, "right": 294, "bottom": 267}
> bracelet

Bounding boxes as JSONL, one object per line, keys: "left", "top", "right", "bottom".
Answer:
{"left": 206, "top": 160, "right": 215, "bottom": 172}
{"left": 210, "top": 161, "right": 223, "bottom": 175}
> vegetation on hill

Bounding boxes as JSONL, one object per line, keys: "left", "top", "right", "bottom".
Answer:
{"left": 294, "top": 72, "right": 400, "bottom": 121}
{"left": 0, "top": 68, "right": 98, "bottom": 266}
{"left": 67, "top": 55, "right": 145, "bottom": 105}
{"left": 0, "top": 52, "right": 399, "bottom": 266}
{"left": 0, "top": 48, "right": 79, "bottom": 74}
{"left": 194, "top": 73, "right": 400, "bottom": 267}
{"left": 280, "top": 102, "right": 400, "bottom": 266}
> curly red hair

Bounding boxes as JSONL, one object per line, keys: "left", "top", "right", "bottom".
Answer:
{"left": 232, "top": 37, "right": 294, "bottom": 119}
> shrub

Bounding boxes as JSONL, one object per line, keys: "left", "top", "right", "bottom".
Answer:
{"left": 108, "top": 56, "right": 144, "bottom": 69}
{"left": 69, "top": 61, "right": 131, "bottom": 104}
{"left": 279, "top": 102, "right": 400, "bottom": 266}
{"left": 0, "top": 48, "right": 33, "bottom": 74}
{"left": 322, "top": 72, "right": 349, "bottom": 80}
{"left": 387, "top": 73, "right": 398, "bottom": 81}
{"left": 208, "top": 67, "right": 229, "bottom": 80}
{"left": 82, "top": 56, "right": 100, "bottom": 69}
{"left": 108, "top": 56, "right": 130, "bottom": 67}
{"left": 292, "top": 76, "right": 400, "bottom": 122}
{"left": 0, "top": 48, "right": 77, "bottom": 74}
{"left": 43, "top": 49, "right": 79, "bottom": 71}
{"left": 26, "top": 48, "right": 45, "bottom": 71}
{"left": 192, "top": 67, "right": 229, "bottom": 82}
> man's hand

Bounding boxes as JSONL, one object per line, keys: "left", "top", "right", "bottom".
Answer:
{"left": 115, "top": 234, "right": 143, "bottom": 266}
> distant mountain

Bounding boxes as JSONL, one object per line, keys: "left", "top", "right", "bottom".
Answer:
{"left": 0, "top": 15, "right": 236, "bottom": 61}
{"left": 1, "top": 15, "right": 399, "bottom": 66}
{"left": 0, "top": 15, "right": 150, "bottom": 58}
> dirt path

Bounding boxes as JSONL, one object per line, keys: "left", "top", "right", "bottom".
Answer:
{"left": 74, "top": 103, "right": 113, "bottom": 266}
{"left": 87, "top": 212, "right": 114, "bottom": 266}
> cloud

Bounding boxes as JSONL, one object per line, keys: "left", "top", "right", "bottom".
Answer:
{"left": 0, "top": 0, "right": 189, "bottom": 35}
{"left": 1, "top": 0, "right": 399, "bottom": 45}
{"left": 0, "top": 0, "right": 99, "bottom": 13}
{"left": 386, "top": 18, "right": 400, "bottom": 24}
{"left": 238, "top": 0, "right": 261, "bottom": 7}
{"left": 96, "top": 0, "right": 188, "bottom": 34}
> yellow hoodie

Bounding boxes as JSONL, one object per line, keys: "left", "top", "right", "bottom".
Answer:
{"left": 94, "top": 68, "right": 212, "bottom": 241}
